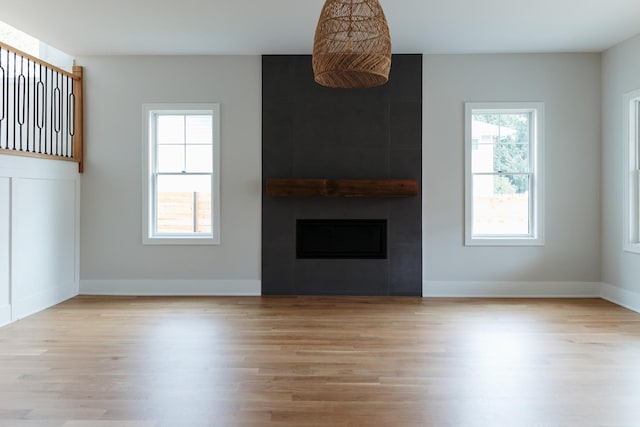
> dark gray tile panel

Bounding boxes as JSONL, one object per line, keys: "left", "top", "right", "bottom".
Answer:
{"left": 262, "top": 54, "right": 422, "bottom": 296}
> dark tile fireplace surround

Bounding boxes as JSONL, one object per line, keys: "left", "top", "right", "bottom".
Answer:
{"left": 262, "top": 54, "right": 422, "bottom": 296}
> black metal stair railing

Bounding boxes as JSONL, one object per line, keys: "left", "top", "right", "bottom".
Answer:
{"left": 0, "top": 41, "right": 83, "bottom": 172}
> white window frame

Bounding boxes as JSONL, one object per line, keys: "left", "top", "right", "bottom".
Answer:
{"left": 142, "top": 103, "right": 221, "bottom": 245}
{"left": 464, "top": 102, "right": 544, "bottom": 246}
{"left": 623, "top": 90, "right": 640, "bottom": 254}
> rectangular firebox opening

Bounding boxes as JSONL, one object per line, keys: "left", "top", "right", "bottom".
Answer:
{"left": 296, "top": 219, "right": 387, "bottom": 259}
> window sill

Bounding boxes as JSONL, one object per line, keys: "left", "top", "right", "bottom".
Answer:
{"left": 465, "top": 237, "right": 544, "bottom": 247}
{"left": 143, "top": 236, "right": 220, "bottom": 246}
{"left": 623, "top": 243, "right": 640, "bottom": 254}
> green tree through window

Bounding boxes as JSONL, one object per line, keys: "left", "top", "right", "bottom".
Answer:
{"left": 474, "top": 113, "right": 530, "bottom": 194}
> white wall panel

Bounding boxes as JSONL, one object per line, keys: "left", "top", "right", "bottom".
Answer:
{"left": 0, "top": 155, "right": 80, "bottom": 324}
{"left": 0, "top": 177, "right": 10, "bottom": 326}
{"left": 11, "top": 178, "right": 78, "bottom": 319}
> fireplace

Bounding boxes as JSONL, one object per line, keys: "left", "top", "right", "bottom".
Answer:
{"left": 261, "top": 54, "right": 422, "bottom": 295}
{"left": 296, "top": 219, "right": 387, "bottom": 259}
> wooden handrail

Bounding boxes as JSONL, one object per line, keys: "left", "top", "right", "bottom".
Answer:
{"left": 0, "top": 41, "right": 78, "bottom": 80}
{"left": 72, "top": 65, "right": 84, "bottom": 173}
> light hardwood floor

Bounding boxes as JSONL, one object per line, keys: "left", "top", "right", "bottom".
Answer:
{"left": 1, "top": 296, "right": 639, "bottom": 427}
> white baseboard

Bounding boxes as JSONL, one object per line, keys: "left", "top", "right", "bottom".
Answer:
{"left": 0, "top": 304, "right": 11, "bottom": 327}
{"left": 12, "top": 287, "right": 78, "bottom": 320}
{"left": 80, "top": 279, "right": 261, "bottom": 296}
{"left": 423, "top": 281, "right": 602, "bottom": 298}
{"left": 81, "top": 280, "right": 602, "bottom": 298}
{"left": 600, "top": 283, "right": 640, "bottom": 314}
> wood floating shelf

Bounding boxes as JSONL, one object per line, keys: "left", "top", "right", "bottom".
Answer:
{"left": 266, "top": 178, "right": 418, "bottom": 198}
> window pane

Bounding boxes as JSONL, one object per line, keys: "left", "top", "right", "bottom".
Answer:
{"left": 493, "top": 141, "right": 530, "bottom": 174}
{"left": 472, "top": 114, "right": 530, "bottom": 174}
{"left": 496, "top": 113, "right": 530, "bottom": 174}
{"left": 471, "top": 115, "right": 500, "bottom": 172}
{"left": 157, "top": 115, "right": 184, "bottom": 145}
{"left": 157, "top": 115, "right": 213, "bottom": 173}
{"left": 155, "top": 175, "right": 212, "bottom": 234}
{"left": 157, "top": 145, "right": 184, "bottom": 173}
{"left": 186, "top": 145, "right": 213, "bottom": 172}
{"left": 501, "top": 113, "right": 530, "bottom": 143}
{"left": 472, "top": 174, "right": 530, "bottom": 236}
{"left": 186, "top": 115, "right": 213, "bottom": 144}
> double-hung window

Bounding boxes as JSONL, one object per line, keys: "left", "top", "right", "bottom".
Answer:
{"left": 624, "top": 90, "right": 640, "bottom": 254}
{"left": 464, "top": 102, "right": 544, "bottom": 246}
{"left": 142, "top": 103, "right": 220, "bottom": 245}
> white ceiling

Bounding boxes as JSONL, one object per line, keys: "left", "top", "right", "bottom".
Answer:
{"left": 2, "top": 0, "right": 640, "bottom": 56}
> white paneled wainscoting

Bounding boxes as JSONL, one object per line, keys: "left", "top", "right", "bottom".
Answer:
{"left": 0, "top": 155, "right": 80, "bottom": 326}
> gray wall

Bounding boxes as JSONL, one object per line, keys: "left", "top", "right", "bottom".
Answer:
{"left": 422, "top": 54, "right": 602, "bottom": 296}
{"left": 262, "top": 55, "right": 422, "bottom": 296}
{"left": 601, "top": 34, "right": 640, "bottom": 309}
{"left": 78, "top": 56, "right": 262, "bottom": 295}
{"left": 76, "top": 52, "right": 603, "bottom": 297}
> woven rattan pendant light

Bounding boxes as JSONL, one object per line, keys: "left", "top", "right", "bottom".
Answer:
{"left": 312, "top": 0, "right": 391, "bottom": 88}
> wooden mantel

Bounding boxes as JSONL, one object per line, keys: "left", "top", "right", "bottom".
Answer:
{"left": 266, "top": 178, "right": 418, "bottom": 197}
